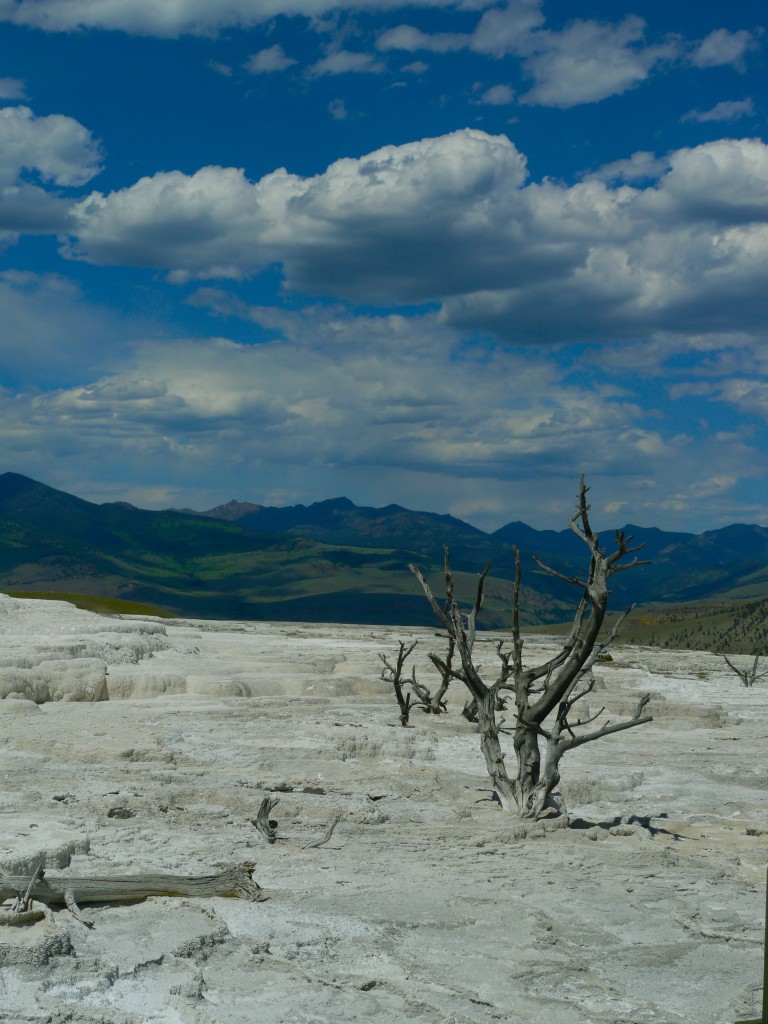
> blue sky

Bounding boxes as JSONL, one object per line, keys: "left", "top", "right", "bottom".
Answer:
{"left": 0, "top": 0, "right": 766, "bottom": 531}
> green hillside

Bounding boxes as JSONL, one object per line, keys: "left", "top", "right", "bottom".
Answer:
{"left": 0, "top": 473, "right": 530, "bottom": 626}
{"left": 528, "top": 597, "right": 768, "bottom": 655}
{"left": 2, "top": 471, "right": 768, "bottom": 646}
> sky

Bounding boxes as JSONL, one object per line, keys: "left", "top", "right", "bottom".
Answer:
{"left": 0, "top": 0, "right": 767, "bottom": 532}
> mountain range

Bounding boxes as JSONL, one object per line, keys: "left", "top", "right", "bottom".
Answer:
{"left": 2, "top": 471, "right": 768, "bottom": 632}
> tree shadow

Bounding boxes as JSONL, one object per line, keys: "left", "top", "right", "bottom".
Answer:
{"left": 467, "top": 787, "right": 502, "bottom": 805}
{"left": 569, "top": 812, "right": 688, "bottom": 841}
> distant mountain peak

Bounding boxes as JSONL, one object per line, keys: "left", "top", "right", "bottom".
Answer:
{"left": 0, "top": 471, "right": 44, "bottom": 494}
{"left": 314, "top": 496, "right": 356, "bottom": 511}
{"left": 205, "top": 499, "right": 263, "bottom": 520}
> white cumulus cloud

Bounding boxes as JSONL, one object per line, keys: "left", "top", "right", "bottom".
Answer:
{"left": 68, "top": 130, "right": 529, "bottom": 297}
{"left": 401, "top": 60, "right": 429, "bottom": 73}
{"left": 307, "top": 50, "right": 385, "bottom": 76}
{"left": 478, "top": 84, "right": 515, "bottom": 105}
{"left": 0, "top": 105, "right": 102, "bottom": 187}
{"left": 585, "top": 150, "right": 672, "bottom": 184}
{"left": 0, "top": 105, "right": 102, "bottom": 241}
{"left": 377, "top": 1, "right": 543, "bottom": 58}
{"left": 518, "top": 16, "right": 679, "bottom": 108}
{"left": 244, "top": 44, "right": 297, "bottom": 74}
{"left": 68, "top": 164, "right": 281, "bottom": 280}
{"left": 65, "top": 132, "right": 768, "bottom": 345}
{"left": 648, "top": 138, "right": 768, "bottom": 222}
{"left": 373, "top": 6, "right": 683, "bottom": 108}
{"left": 377, "top": 24, "right": 469, "bottom": 53}
{"left": 469, "top": 0, "right": 545, "bottom": 57}
{"left": 682, "top": 98, "right": 755, "bottom": 124}
{"left": 690, "top": 28, "right": 759, "bottom": 71}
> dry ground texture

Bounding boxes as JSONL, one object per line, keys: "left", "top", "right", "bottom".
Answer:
{"left": 0, "top": 593, "right": 765, "bottom": 1023}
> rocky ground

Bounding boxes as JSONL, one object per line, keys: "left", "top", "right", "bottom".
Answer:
{"left": 0, "top": 593, "right": 765, "bottom": 1023}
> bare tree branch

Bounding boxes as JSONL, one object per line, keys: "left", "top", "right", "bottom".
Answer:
{"left": 531, "top": 555, "right": 586, "bottom": 589}
{"left": 420, "top": 636, "right": 455, "bottom": 712}
{"left": 467, "top": 560, "right": 490, "bottom": 651}
{"left": 409, "top": 564, "right": 453, "bottom": 633}
{"left": 557, "top": 694, "right": 652, "bottom": 754}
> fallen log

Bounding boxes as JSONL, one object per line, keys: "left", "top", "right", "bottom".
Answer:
{"left": 0, "top": 861, "right": 264, "bottom": 920}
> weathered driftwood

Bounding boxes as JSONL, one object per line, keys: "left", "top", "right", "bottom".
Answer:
{"left": 13, "top": 862, "right": 44, "bottom": 913}
{"left": 302, "top": 815, "right": 340, "bottom": 849}
{"left": 0, "top": 908, "right": 46, "bottom": 925}
{"left": 254, "top": 796, "right": 279, "bottom": 843}
{"left": 0, "top": 863, "right": 48, "bottom": 924}
{"left": 0, "top": 862, "right": 264, "bottom": 915}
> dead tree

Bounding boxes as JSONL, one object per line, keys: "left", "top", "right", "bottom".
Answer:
{"left": 379, "top": 639, "right": 451, "bottom": 724}
{"left": 409, "top": 476, "right": 653, "bottom": 820}
{"left": 723, "top": 654, "right": 767, "bottom": 687}
{"left": 379, "top": 641, "right": 419, "bottom": 725}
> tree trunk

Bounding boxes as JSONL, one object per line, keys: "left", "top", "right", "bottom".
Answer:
{"left": 475, "top": 693, "right": 517, "bottom": 810}
{"left": 510, "top": 724, "right": 563, "bottom": 818}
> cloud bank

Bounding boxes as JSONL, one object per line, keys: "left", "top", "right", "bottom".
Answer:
{"left": 65, "top": 131, "right": 768, "bottom": 344}
{"left": 2, "top": 297, "right": 763, "bottom": 528}
{"left": 0, "top": 0, "right": 494, "bottom": 36}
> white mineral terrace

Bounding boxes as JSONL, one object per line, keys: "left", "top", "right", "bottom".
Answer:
{"left": 0, "top": 592, "right": 766, "bottom": 1023}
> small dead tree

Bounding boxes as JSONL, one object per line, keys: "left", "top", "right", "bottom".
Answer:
{"left": 379, "top": 640, "right": 419, "bottom": 725}
{"left": 409, "top": 476, "right": 653, "bottom": 820}
{"left": 723, "top": 653, "right": 767, "bottom": 688}
{"left": 379, "top": 639, "right": 451, "bottom": 724}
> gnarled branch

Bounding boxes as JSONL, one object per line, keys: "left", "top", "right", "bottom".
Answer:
{"left": 556, "top": 693, "right": 652, "bottom": 755}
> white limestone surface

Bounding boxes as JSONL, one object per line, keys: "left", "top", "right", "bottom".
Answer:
{"left": 0, "top": 594, "right": 765, "bottom": 1023}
